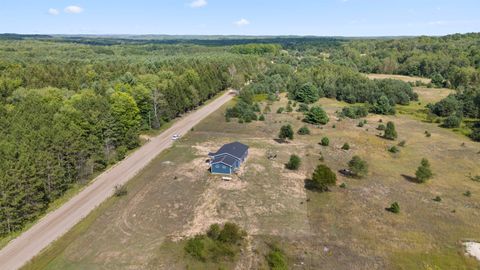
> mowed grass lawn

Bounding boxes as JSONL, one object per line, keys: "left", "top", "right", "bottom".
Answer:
{"left": 25, "top": 88, "right": 480, "bottom": 270}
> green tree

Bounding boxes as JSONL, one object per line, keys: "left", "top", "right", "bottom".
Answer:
{"left": 286, "top": 154, "right": 301, "bottom": 170}
{"left": 386, "top": 202, "right": 400, "bottom": 214}
{"left": 372, "top": 95, "right": 395, "bottom": 115}
{"left": 266, "top": 246, "right": 288, "bottom": 270}
{"left": 225, "top": 92, "right": 259, "bottom": 123}
{"left": 184, "top": 222, "right": 246, "bottom": 263}
{"left": 109, "top": 91, "right": 141, "bottom": 149}
{"left": 297, "top": 103, "right": 309, "bottom": 112}
{"left": 278, "top": 124, "right": 294, "bottom": 141}
{"left": 341, "top": 106, "right": 368, "bottom": 119}
{"left": 304, "top": 106, "right": 329, "bottom": 125}
{"left": 207, "top": 223, "right": 221, "bottom": 240}
{"left": 415, "top": 158, "right": 433, "bottom": 183}
{"left": 431, "top": 73, "right": 445, "bottom": 87}
{"left": 470, "top": 128, "right": 480, "bottom": 142}
{"left": 297, "top": 126, "right": 310, "bottom": 135}
{"left": 310, "top": 164, "right": 337, "bottom": 191}
{"left": 218, "top": 222, "right": 246, "bottom": 244}
{"left": 348, "top": 155, "right": 368, "bottom": 178}
{"left": 429, "top": 96, "right": 461, "bottom": 117}
{"left": 442, "top": 114, "right": 462, "bottom": 128}
{"left": 321, "top": 137, "right": 330, "bottom": 146}
{"left": 127, "top": 84, "right": 153, "bottom": 130}
{"left": 185, "top": 235, "right": 207, "bottom": 262}
{"left": 388, "top": 146, "right": 399, "bottom": 153}
{"left": 293, "top": 82, "right": 319, "bottom": 104}
{"left": 383, "top": 121, "right": 397, "bottom": 140}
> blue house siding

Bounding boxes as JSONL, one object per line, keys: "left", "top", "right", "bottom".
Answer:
{"left": 211, "top": 163, "right": 232, "bottom": 174}
{"left": 209, "top": 142, "right": 249, "bottom": 175}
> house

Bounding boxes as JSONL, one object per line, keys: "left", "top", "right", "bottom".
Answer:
{"left": 209, "top": 142, "right": 249, "bottom": 174}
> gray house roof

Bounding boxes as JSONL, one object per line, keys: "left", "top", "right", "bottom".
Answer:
{"left": 209, "top": 142, "right": 249, "bottom": 159}
{"left": 211, "top": 155, "right": 237, "bottom": 167}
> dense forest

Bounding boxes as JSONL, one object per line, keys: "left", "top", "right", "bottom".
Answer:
{"left": 242, "top": 33, "right": 480, "bottom": 138}
{"left": 327, "top": 33, "right": 480, "bottom": 87}
{"left": 328, "top": 34, "right": 480, "bottom": 137}
{"left": 1, "top": 33, "right": 479, "bottom": 237}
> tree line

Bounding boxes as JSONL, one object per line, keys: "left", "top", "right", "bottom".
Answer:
{"left": 240, "top": 60, "right": 417, "bottom": 115}
{"left": 328, "top": 33, "right": 480, "bottom": 89}
{"left": 428, "top": 87, "right": 480, "bottom": 140}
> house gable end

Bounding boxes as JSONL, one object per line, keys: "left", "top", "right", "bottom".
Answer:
{"left": 211, "top": 161, "right": 233, "bottom": 168}
{"left": 211, "top": 152, "right": 241, "bottom": 162}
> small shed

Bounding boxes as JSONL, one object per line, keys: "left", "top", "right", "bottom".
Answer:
{"left": 208, "top": 142, "right": 249, "bottom": 174}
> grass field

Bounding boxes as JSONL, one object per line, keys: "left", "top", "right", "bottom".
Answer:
{"left": 366, "top": 74, "right": 432, "bottom": 84}
{"left": 25, "top": 86, "right": 480, "bottom": 269}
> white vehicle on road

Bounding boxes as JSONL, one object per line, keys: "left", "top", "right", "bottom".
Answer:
{"left": 171, "top": 134, "right": 181, "bottom": 140}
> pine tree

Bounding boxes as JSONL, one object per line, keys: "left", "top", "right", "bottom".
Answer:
{"left": 415, "top": 158, "right": 433, "bottom": 183}
{"left": 348, "top": 156, "right": 368, "bottom": 178}
{"left": 286, "top": 154, "right": 301, "bottom": 170}
{"left": 304, "top": 106, "right": 329, "bottom": 125}
{"left": 278, "top": 124, "right": 294, "bottom": 141}
{"left": 320, "top": 137, "right": 330, "bottom": 146}
{"left": 383, "top": 121, "right": 397, "bottom": 140}
{"left": 311, "top": 164, "right": 337, "bottom": 191}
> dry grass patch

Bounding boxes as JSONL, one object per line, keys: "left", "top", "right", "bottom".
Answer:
{"left": 366, "top": 73, "right": 431, "bottom": 84}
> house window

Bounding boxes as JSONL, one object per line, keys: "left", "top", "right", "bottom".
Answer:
{"left": 215, "top": 164, "right": 219, "bottom": 168}
{"left": 222, "top": 165, "right": 226, "bottom": 169}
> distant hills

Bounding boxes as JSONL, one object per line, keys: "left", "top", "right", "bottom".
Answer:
{"left": 0, "top": 33, "right": 403, "bottom": 47}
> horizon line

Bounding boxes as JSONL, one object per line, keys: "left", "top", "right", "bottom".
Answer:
{"left": 2, "top": 32, "right": 479, "bottom": 39}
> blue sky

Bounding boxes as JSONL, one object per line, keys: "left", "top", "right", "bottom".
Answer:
{"left": 1, "top": 0, "right": 479, "bottom": 36}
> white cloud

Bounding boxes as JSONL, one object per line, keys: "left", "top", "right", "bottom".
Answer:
{"left": 48, "top": 8, "right": 59, "bottom": 15}
{"left": 234, "top": 18, "right": 250, "bottom": 27}
{"left": 189, "top": 0, "right": 207, "bottom": 8}
{"left": 64, "top": 5, "right": 84, "bottom": 14}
